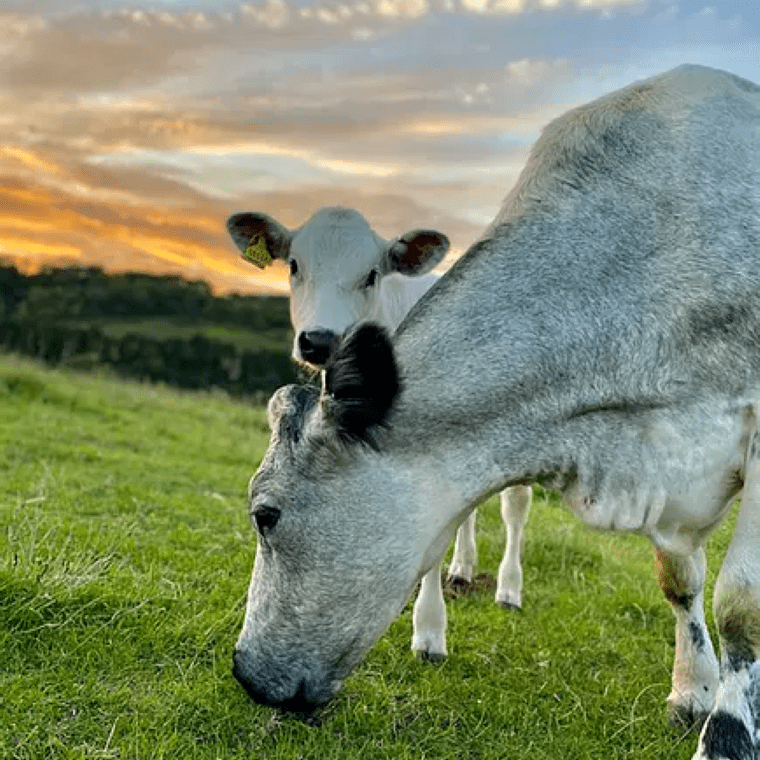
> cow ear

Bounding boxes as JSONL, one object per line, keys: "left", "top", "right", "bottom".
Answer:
{"left": 384, "top": 229, "right": 449, "bottom": 276}
{"left": 322, "top": 323, "right": 401, "bottom": 447}
{"left": 226, "top": 212, "right": 292, "bottom": 268}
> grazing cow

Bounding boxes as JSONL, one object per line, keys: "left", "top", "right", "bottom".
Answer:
{"left": 227, "top": 206, "right": 533, "bottom": 660}
{"left": 232, "top": 65, "right": 760, "bottom": 760}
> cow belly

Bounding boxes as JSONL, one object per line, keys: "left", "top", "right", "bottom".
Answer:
{"left": 560, "top": 400, "right": 751, "bottom": 554}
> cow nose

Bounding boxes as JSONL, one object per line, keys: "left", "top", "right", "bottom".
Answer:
{"left": 232, "top": 651, "right": 320, "bottom": 713}
{"left": 298, "top": 330, "right": 338, "bottom": 366}
{"left": 232, "top": 651, "right": 273, "bottom": 707}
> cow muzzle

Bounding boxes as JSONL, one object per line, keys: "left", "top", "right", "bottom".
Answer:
{"left": 296, "top": 329, "right": 340, "bottom": 367}
{"left": 232, "top": 648, "right": 339, "bottom": 713}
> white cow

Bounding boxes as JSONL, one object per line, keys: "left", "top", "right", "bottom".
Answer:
{"left": 227, "top": 206, "right": 533, "bottom": 659}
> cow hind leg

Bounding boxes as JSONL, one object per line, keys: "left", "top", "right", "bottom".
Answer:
{"left": 655, "top": 547, "right": 719, "bottom": 731}
{"left": 694, "top": 430, "right": 760, "bottom": 760}
{"left": 496, "top": 485, "right": 532, "bottom": 610}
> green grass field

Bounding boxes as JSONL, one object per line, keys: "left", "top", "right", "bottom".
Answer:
{"left": 0, "top": 355, "right": 737, "bottom": 760}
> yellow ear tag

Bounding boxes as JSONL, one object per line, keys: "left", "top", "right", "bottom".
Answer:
{"left": 243, "top": 237, "right": 273, "bottom": 268}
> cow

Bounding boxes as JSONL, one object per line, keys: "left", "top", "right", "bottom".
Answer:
{"left": 232, "top": 65, "right": 760, "bottom": 760}
{"left": 226, "top": 206, "right": 533, "bottom": 661}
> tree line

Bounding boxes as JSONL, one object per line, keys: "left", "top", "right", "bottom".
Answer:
{"left": 0, "top": 263, "right": 300, "bottom": 397}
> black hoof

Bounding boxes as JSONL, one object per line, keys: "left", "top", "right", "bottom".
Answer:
{"left": 498, "top": 601, "right": 523, "bottom": 612}
{"left": 414, "top": 650, "right": 447, "bottom": 664}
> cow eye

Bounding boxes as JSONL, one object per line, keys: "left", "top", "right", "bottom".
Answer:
{"left": 364, "top": 269, "right": 378, "bottom": 288}
{"left": 289, "top": 259, "right": 299, "bottom": 277}
{"left": 253, "top": 505, "right": 281, "bottom": 534}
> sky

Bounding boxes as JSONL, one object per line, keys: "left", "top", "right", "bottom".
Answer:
{"left": 0, "top": 1, "right": 758, "bottom": 294}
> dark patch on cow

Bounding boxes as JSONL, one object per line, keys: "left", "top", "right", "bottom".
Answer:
{"left": 749, "top": 667, "right": 760, "bottom": 737}
{"left": 724, "top": 645, "right": 756, "bottom": 675}
{"left": 750, "top": 432, "right": 760, "bottom": 461}
{"left": 655, "top": 549, "right": 697, "bottom": 612}
{"left": 689, "top": 621, "right": 707, "bottom": 651}
{"left": 661, "top": 587, "right": 695, "bottom": 611}
{"left": 324, "top": 323, "right": 401, "bottom": 448}
{"left": 688, "top": 303, "right": 753, "bottom": 343}
{"left": 700, "top": 710, "right": 753, "bottom": 759}
{"left": 719, "top": 614, "right": 757, "bottom": 674}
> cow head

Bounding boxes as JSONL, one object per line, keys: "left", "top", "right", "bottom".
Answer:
{"left": 232, "top": 324, "right": 459, "bottom": 711}
{"left": 227, "top": 207, "right": 449, "bottom": 367}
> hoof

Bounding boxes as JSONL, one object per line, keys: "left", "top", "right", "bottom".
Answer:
{"left": 498, "top": 601, "right": 523, "bottom": 612}
{"left": 667, "top": 700, "right": 709, "bottom": 734}
{"left": 443, "top": 575, "right": 473, "bottom": 599}
{"left": 414, "top": 650, "right": 447, "bottom": 664}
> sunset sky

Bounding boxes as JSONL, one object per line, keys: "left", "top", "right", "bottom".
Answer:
{"left": 1, "top": 1, "right": 758, "bottom": 294}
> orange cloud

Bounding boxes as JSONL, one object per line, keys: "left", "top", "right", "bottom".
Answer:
{"left": 0, "top": 146, "right": 64, "bottom": 176}
{"left": 0, "top": 238, "right": 82, "bottom": 259}
{"left": 0, "top": 165, "right": 290, "bottom": 295}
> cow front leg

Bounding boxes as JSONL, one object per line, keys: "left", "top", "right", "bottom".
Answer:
{"left": 496, "top": 485, "right": 532, "bottom": 610}
{"left": 694, "top": 431, "right": 760, "bottom": 760}
{"left": 412, "top": 563, "right": 447, "bottom": 661}
{"left": 447, "top": 511, "right": 477, "bottom": 585}
{"left": 655, "top": 547, "right": 719, "bottom": 731}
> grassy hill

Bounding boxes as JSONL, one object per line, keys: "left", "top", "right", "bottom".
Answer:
{"left": 0, "top": 264, "right": 299, "bottom": 396}
{"left": 0, "top": 356, "right": 737, "bottom": 760}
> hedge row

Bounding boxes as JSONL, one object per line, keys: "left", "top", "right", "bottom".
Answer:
{"left": 0, "top": 319, "right": 298, "bottom": 398}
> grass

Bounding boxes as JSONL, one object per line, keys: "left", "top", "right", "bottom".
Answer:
{"left": 0, "top": 354, "right": 737, "bottom": 760}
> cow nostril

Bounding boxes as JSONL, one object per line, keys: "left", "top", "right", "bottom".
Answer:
{"left": 280, "top": 679, "right": 319, "bottom": 715}
{"left": 298, "top": 330, "right": 338, "bottom": 366}
{"left": 298, "top": 332, "right": 313, "bottom": 352}
{"left": 232, "top": 652, "right": 274, "bottom": 707}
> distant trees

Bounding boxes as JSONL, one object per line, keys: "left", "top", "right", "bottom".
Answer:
{"left": 0, "top": 262, "right": 298, "bottom": 397}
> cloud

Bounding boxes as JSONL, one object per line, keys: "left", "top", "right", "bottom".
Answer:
{"left": 241, "top": 0, "right": 291, "bottom": 26}
{"left": 0, "top": 139, "right": 286, "bottom": 292}
{"left": 0, "top": 0, "right": 758, "bottom": 295}
{"left": 506, "top": 58, "right": 572, "bottom": 84}
{"left": 0, "top": 133, "right": 484, "bottom": 294}
{"left": 0, "top": 0, "right": 656, "bottom": 102}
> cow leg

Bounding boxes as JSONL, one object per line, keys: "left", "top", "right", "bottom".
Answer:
{"left": 496, "top": 485, "right": 532, "bottom": 610}
{"left": 655, "top": 547, "right": 719, "bottom": 731}
{"left": 448, "top": 511, "right": 477, "bottom": 585}
{"left": 694, "top": 431, "right": 760, "bottom": 760}
{"left": 411, "top": 563, "right": 447, "bottom": 661}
